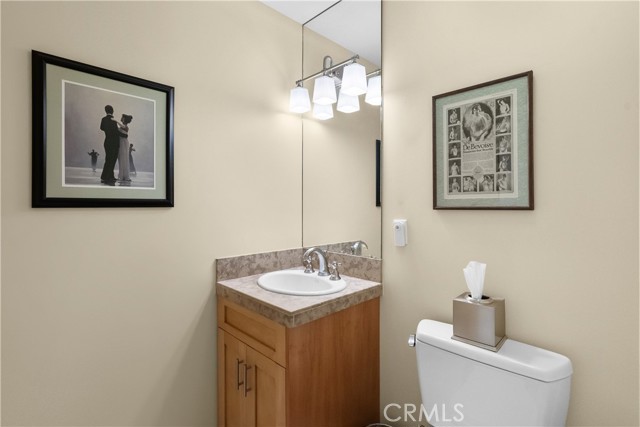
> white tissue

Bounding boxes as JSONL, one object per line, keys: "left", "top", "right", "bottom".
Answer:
{"left": 463, "top": 261, "right": 486, "bottom": 301}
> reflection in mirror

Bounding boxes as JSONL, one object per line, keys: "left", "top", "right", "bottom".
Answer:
{"left": 301, "top": 0, "right": 382, "bottom": 259}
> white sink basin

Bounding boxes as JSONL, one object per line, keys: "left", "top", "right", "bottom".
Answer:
{"left": 257, "top": 269, "right": 347, "bottom": 296}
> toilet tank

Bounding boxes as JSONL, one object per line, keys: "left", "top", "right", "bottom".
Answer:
{"left": 415, "top": 320, "right": 572, "bottom": 427}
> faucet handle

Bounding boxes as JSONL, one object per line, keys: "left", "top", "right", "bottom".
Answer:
{"left": 328, "top": 261, "right": 342, "bottom": 281}
{"left": 303, "top": 256, "right": 314, "bottom": 274}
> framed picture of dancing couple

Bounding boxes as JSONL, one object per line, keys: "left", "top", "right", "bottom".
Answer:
{"left": 32, "top": 50, "right": 174, "bottom": 207}
{"left": 432, "top": 71, "right": 533, "bottom": 210}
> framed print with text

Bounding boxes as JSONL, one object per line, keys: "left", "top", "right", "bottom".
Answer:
{"left": 32, "top": 50, "right": 174, "bottom": 207}
{"left": 433, "top": 71, "right": 533, "bottom": 210}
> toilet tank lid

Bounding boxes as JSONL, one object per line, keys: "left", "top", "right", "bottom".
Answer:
{"left": 416, "top": 320, "right": 573, "bottom": 382}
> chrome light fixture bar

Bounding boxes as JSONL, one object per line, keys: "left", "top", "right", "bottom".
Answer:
{"left": 294, "top": 54, "right": 360, "bottom": 88}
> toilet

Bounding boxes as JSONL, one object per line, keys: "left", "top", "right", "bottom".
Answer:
{"left": 413, "top": 319, "right": 573, "bottom": 426}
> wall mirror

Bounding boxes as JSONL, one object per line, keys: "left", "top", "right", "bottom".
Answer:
{"left": 301, "top": 0, "right": 382, "bottom": 259}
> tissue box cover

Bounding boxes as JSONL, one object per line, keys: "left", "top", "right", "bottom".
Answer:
{"left": 452, "top": 292, "right": 505, "bottom": 351}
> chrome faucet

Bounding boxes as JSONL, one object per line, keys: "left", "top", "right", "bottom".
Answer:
{"left": 303, "top": 247, "right": 330, "bottom": 276}
{"left": 351, "top": 240, "right": 368, "bottom": 256}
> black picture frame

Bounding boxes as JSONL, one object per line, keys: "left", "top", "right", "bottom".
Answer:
{"left": 432, "top": 71, "right": 533, "bottom": 210}
{"left": 32, "top": 50, "right": 174, "bottom": 207}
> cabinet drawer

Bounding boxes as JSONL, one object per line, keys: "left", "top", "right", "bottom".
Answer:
{"left": 218, "top": 298, "right": 286, "bottom": 367}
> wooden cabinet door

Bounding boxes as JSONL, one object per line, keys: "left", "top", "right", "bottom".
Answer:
{"left": 218, "top": 330, "right": 249, "bottom": 427}
{"left": 246, "top": 346, "right": 286, "bottom": 427}
{"left": 219, "top": 329, "right": 286, "bottom": 427}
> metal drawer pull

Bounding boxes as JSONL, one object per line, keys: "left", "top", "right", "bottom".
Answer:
{"left": 244, "top": 364, "right": 252, "bottom": 397}
{"left": 236, "top": 359, "right": 244, "bottom": 390}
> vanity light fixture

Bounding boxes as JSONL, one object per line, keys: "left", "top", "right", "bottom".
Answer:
{"left": 313, "top": 103, "right": 334, "bottom": 120}
{"left": 337, "top": 91, "right": 360, "bottom": 113}
{"left": 312, "top": 75, "right": 337, "bottom": 105}
{"left": 289, "top": 84, "right": 311, "bottom": 113}
{"left": 365, "top": 73, "right": 382, "bottom": 106}
{"left": 289, "top": 54, "right": 381, "bottom": 119}
{"left": 340, "top": 62, "right": 367, "bottom": 96}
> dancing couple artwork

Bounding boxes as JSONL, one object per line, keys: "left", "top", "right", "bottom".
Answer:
{"left": 61, "top": 79, "right": 156, "bottom": 190}
{"left": 99, "top": 105, "right": 137, "bottom": 186}
{"left": 32, "top": 51, "right": 174, "bottom": 208}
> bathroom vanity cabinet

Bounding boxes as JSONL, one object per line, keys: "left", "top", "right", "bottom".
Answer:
{"left": 217, "top": 297, "right": 380, "bottom": 427}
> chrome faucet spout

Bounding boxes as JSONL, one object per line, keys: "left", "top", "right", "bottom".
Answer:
{"left": 351, "top": 240, "right": 369, "bottom": 256}
{"left": 303, "top": 247, "right": 330, "bottom": 276}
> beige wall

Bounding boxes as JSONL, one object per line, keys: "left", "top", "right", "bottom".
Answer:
{"left": 381, "top": 1, "right": 639, "bottom": 426}
{"left": 1, "top": 2, "right": 301, "bottom": 425}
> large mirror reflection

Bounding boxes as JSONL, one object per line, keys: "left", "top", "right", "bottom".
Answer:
{"left": 301, "top": 0, "right": 382, "bottom": 258}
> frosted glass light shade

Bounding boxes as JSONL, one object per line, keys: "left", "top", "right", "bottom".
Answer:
{"left": 337, "top": 90, "right": 360, "bottom": 113}
{"left": 341, "top": 63, "right": 367, "bottom": 96}
{"left": 289, "top": 86, "right": 311, "bottom": 113}
{"left": 365, "top": 75, "right": 382, "bottom": 106}
{"left": 313, "top": 103, "right": 333, "bottom": 120}
{"left": 312, "top": 76, "right": 337, "bottom": 105}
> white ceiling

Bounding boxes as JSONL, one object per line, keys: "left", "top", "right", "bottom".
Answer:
{"left": 262, "top": 0, "right": 381, "bottom": 67}
{"left": 262, "top": 1, "right": 337, "bottom": 24}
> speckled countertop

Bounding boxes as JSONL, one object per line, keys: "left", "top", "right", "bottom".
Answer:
{"left": 216, "top": 268, "right": 382, "bottom": 328}
{"left": 216, "top": 248, "right": 382, "bottom": 328}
